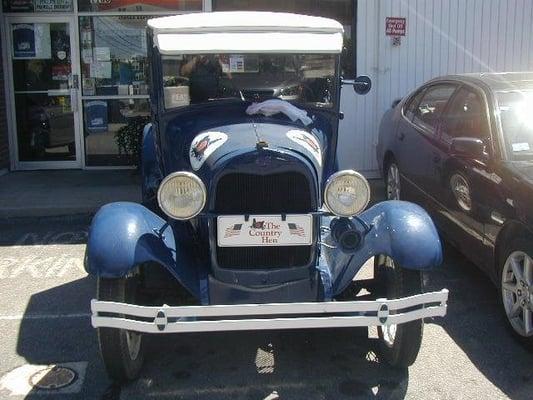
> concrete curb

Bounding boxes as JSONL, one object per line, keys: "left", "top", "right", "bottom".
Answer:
{"left": 0, "top": 178, "right": 384, "bottom": 220}
{"left": 0, "top": 207, "right": 97, "bottom": 219}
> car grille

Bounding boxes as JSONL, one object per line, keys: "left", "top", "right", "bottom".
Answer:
{"left": 214, "top": 172, "right": 313, "bottom": 270}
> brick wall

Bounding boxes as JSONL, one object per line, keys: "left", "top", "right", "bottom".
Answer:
{"left": 0, "top": 39, "right": 10, "bottom": 170}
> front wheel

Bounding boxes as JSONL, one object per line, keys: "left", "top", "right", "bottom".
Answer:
{"left": 385, "top": 161, "right": 401, "bottom": 200}
{"left": 500, "top": 238, "right": 533, "bottom": 349}
{"left": 97, "top": 276, "right": 145, "bottom": 381}
{"left": 374, "top": 255, "right": 424, "bottom": 368}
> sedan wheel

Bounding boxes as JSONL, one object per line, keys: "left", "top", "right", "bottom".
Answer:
{"left": 450, "top": 173, "right": 472, "bottom": 212}
{"left": 501, "top": 250, "right": 533, "bottom": 339}
{"left": 386, "top": 162, "right": 401, "bottom": 200}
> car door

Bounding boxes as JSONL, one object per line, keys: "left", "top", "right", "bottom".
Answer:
{"left": 395, "top": 83, "right": 459, "bottom": 208}
{"left": 434, "top": 85, "right": 496, "bottom": 268}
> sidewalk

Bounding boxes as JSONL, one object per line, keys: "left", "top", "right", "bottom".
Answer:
{"left": 0, "top": 170, "right": 384, "bottom": 219}
{"left": 0, "top": 170, "right": 141, "bottom": 218}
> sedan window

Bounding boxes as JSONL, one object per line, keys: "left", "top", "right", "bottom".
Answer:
{"left": 443, "top": 87, "right": 489, "bottom": 141}
{"left": 412, "top": 84, "right": 457, "bottom": 132}
{"left": 497, "top": 90, "right": 533, "bottom": 160}
{"left": 403, "top": 89, "right": 425, "bottom": 121}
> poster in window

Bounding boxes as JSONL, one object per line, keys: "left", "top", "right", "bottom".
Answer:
{"left": 90, "top": 61, "right": 112, "bottom": 79}
{"left": 85, "top": 100, "right": 108, "bottom": 134}
{"left": 12, "top": 23, "right": 51, "bottom": 59}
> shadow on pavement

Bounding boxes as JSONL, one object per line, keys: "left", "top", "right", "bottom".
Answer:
{"left": 0, "top": 215, "right": 90, "bottom": 247}
{"left": 16, "top": 276, "right": 409, "bottom": 399}
{"left": 123, "top": 329, "right": 408, "bottom": 399}
{"left": 425, "top": 242, "right": 533, "bottom": 400}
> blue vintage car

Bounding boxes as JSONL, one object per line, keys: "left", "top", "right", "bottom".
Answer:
{"left": 86, "top": 11, "right": 448, "bottom": 381}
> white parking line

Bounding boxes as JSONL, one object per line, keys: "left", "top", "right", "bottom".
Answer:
{"left": 0, "top": 313, "right": 90, "bottom": 321}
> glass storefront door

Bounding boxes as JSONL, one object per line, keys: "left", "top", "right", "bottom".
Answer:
{"left": 7, "top": 16, "right": 81, "bottom": 168}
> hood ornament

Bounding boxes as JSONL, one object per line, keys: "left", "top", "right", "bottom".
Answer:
{"left": 256, "top": 140, "right": 269, "bottom": 150}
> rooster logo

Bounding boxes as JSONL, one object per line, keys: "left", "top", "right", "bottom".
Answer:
{"left": 250, "top": 218, "right": 265, "bottom": 230}
{"left": 191, "top": 135, "right": 222, "bottom": 161}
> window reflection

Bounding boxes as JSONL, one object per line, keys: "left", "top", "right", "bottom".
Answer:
{"left": 79, "top": 16, "right": 149, "bottom": 96}
{"left": 16, "top": 94, "right": 75, "bottom": 162}
{"left": 83, "top": 98, "right": 150, "bottom": 166}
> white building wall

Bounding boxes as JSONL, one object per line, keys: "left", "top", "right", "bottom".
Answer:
{"left": 338, "top": 0, "right": 533, "bottom": 177}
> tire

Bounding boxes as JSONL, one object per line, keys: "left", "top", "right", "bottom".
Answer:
{"left": 449, "top": 172, "right": 472, "bottom": 212}
{"left": 374, "top": 255, "right": 424, "bottom": 368}
{"left": 499, "top": 237, "right": 533, "bottom": 350}
{"left": 97, "top": 276, "right": 145, "bottom": 381}
{"left": 385, "top": 160, "right": 401, "bottom": 200}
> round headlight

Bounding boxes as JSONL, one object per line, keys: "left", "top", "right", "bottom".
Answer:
{"left": 324, "top": 170, "right": 370, "bottom": 217}
{"left": 157, "top": 172, "right": 206, "bottom": 220}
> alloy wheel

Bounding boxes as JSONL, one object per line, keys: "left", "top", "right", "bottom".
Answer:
{"left": 386, "top": 163, "right": 401, "bottom": 200}
{"left": 450, "top": 174, "right": 472, "bottom": 211}
{"left": 502, "top": 250, "right": 533, "bottom": 337}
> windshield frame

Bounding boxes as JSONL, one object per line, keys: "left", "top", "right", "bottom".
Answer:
{"left": 495, "top": 88, "right": 533, "bottom": 162}
{"left": 156, "top": 52, "right": 341, "bottom": 112}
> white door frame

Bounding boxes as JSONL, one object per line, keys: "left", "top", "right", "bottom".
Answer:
{"left": 5, "top": 15, "right": 82, "bottom": 170}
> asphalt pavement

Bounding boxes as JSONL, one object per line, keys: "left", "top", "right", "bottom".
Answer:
{"left": 0, "top": 215, "right": 532, "bottom": 399}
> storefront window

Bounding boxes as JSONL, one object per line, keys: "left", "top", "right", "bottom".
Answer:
{"left": 3, "top": 0, "right": 72, "bottom": 12}
{"left": 79, "top": 16, "right": 149, "bottom": 96}
{"left": 83, "top": 98, "right": 149, "bottom": 166}
{"left": 77, "top": 0, "right": 201, "bottom": 12}
{"left": 213, "top": 0, "right": 355, "bottom": 77}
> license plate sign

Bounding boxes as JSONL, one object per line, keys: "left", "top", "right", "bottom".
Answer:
{"left": 217, "top": 215, "right": 313, "bottom": 247}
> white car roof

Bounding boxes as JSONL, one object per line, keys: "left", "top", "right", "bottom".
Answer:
{"left": 148, "top": 12, "right": 344, "bottom": 54}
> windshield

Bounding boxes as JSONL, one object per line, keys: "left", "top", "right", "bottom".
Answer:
{"left": 161, "top": 53, "right": 337, "bottom": 109}
{"left": 497, "top": 89, "right": 533, "bottom": 160}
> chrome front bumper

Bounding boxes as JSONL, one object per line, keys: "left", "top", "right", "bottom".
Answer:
{"left": 91, "top": 289, "right": 448, "bottom": 334}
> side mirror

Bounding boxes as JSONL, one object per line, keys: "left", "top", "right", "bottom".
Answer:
{"left": 450, "top": 137, "right": 487, "bottom": 160}
{"left": 342, "top": 75, "right": 372, "bottom": 95}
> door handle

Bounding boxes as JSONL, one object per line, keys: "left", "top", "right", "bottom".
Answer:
{"left": 432, "top": 152, "right": 441, "bottom": 163}
{"left": 398, "top": 132, "right": 406, "bottom": 141}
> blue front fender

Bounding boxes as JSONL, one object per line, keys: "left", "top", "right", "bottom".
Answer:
{"left": 85, "top": 202, "right": 202, "bottom": 299}
{"left": 325, "top": 201, "right": 443, "bottom": 296}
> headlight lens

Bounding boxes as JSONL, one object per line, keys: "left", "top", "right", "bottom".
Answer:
{"left": 324, "top": 170, "right": 370, "bottom": 217}
{"left": 157, "top": 172, "right": 206, "bottom": 220}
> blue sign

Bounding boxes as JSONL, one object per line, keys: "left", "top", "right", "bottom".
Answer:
{"left": 12, "top": 24, "right": 36, "bottom": 58}
{"left": 84, "top": 100, "right": 108, "bottom": 134}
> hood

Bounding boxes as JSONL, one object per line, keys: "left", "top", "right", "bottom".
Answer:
{"left": 158, "top": 101, "right": 338, "bottom": 182}
{"left": 189, "top": 122, "right": 324, "bottom": 174}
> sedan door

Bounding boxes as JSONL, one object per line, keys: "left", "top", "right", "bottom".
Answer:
{"left": 433, "top": 85, "right": 496, "bottom": 268}
{"left": 395, "top": 83, "right": 459, "bottom": 207}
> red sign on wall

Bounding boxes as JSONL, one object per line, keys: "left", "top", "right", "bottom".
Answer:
{"left": 385, "top": 17, "right": 406, "bottom": 36}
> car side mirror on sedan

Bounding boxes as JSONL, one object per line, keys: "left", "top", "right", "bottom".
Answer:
{"left": 450, "top": 137, "right": 487, "bottom": 160}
